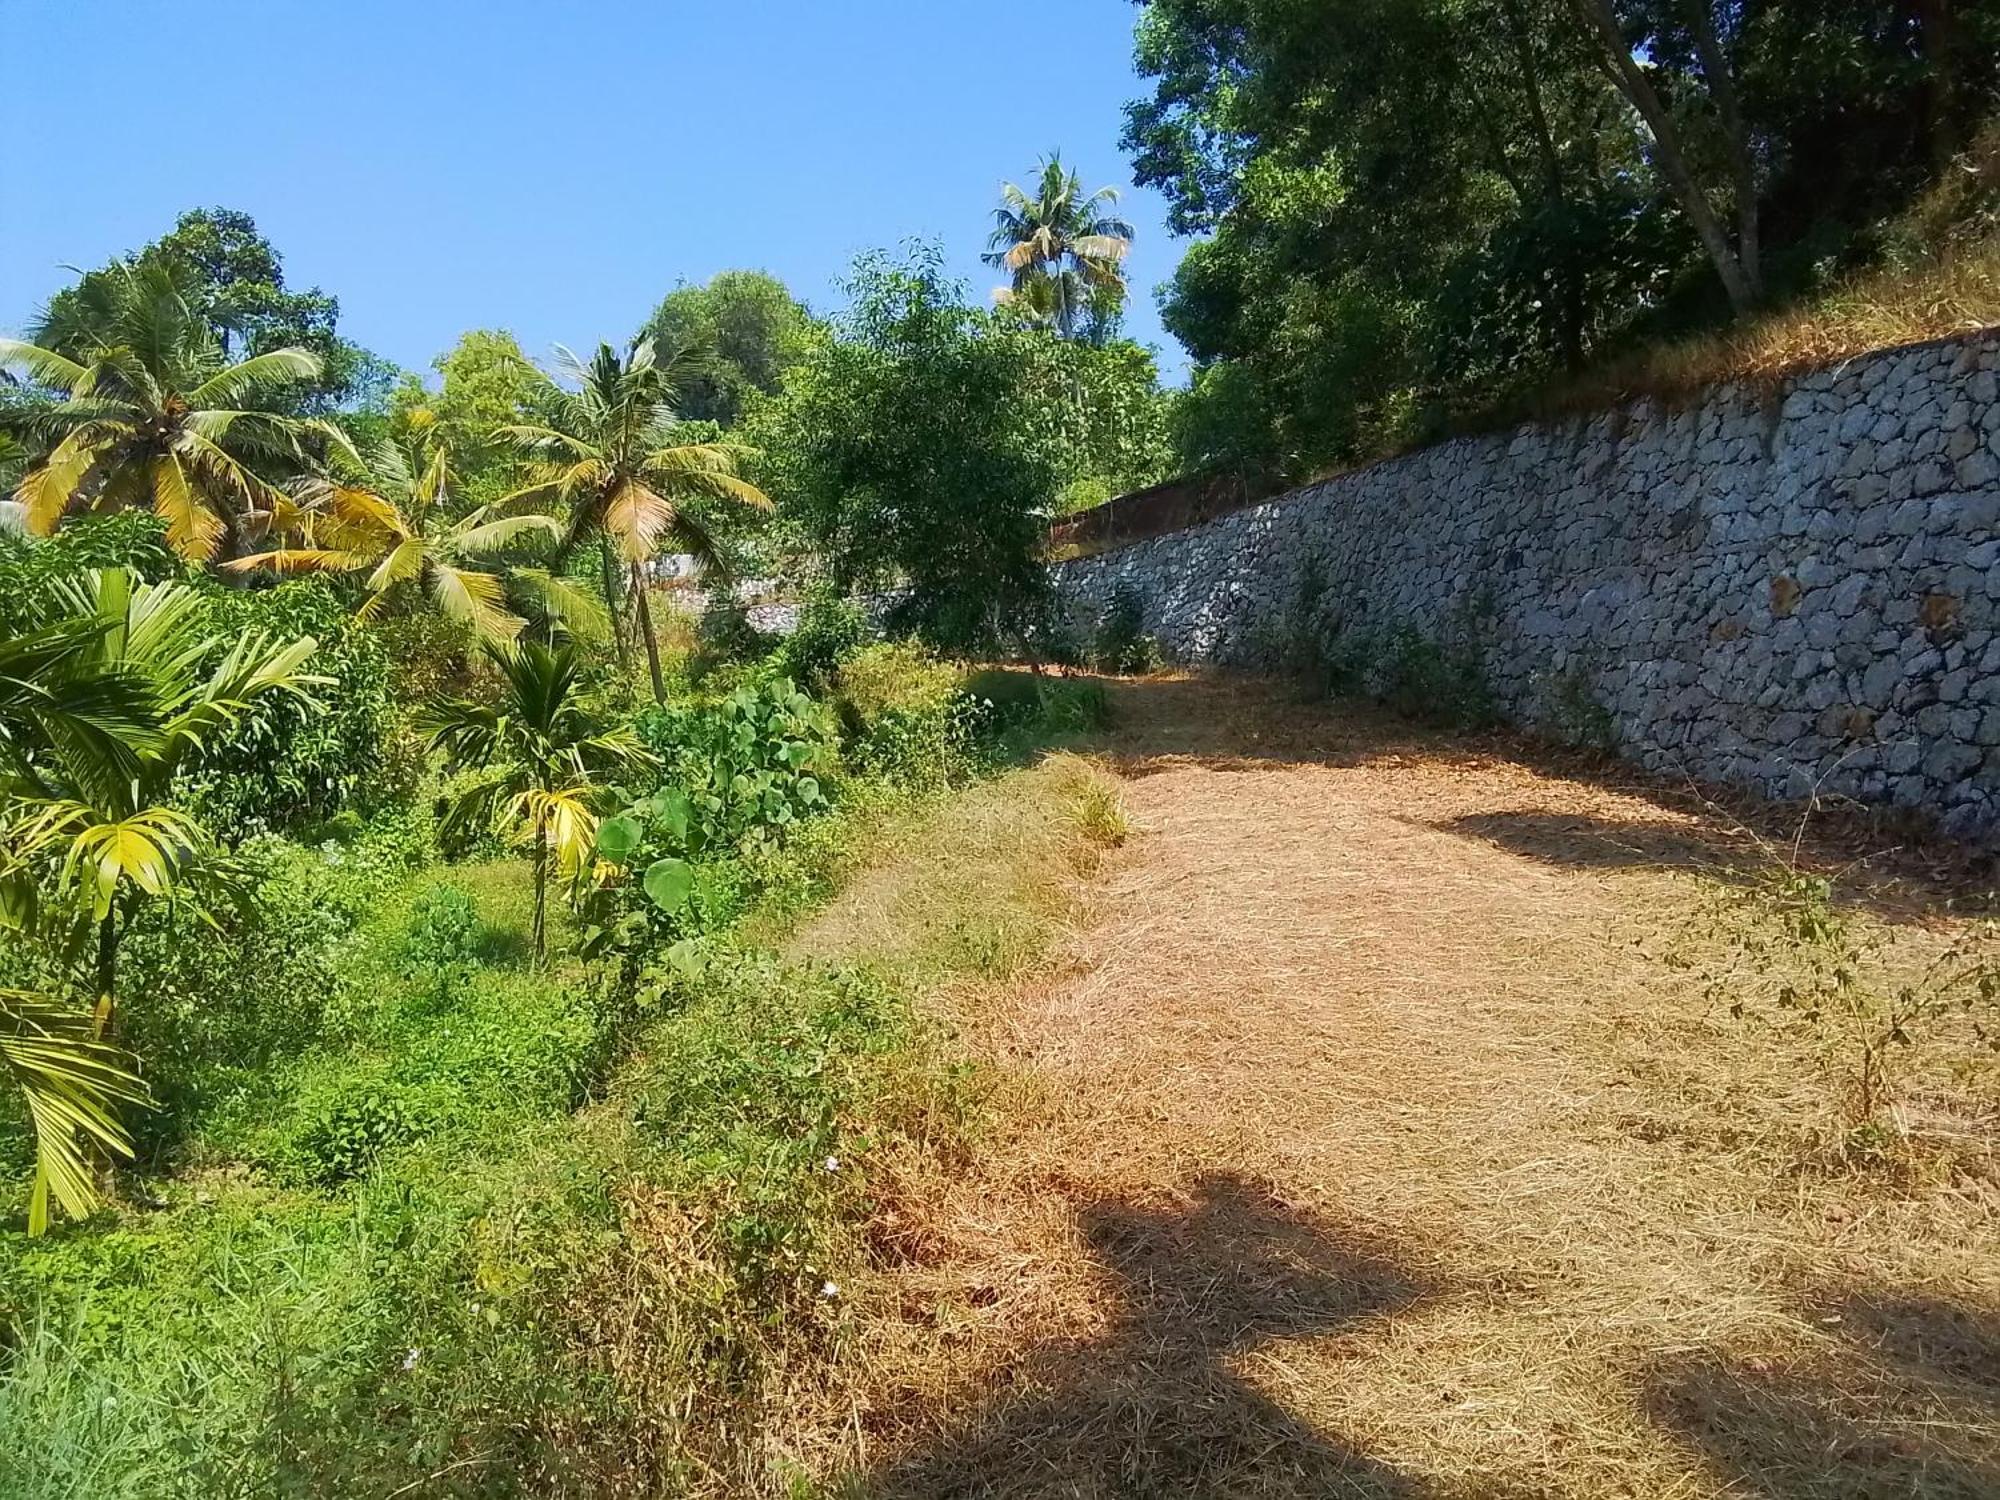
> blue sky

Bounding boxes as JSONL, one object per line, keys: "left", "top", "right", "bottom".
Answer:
{"left": 1, "top": 0, "right": 1188, "bottom": 386}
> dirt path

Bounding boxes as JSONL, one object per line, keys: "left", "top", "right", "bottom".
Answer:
{"left": 841, "top": 676, "right": 1999, "bottom": 1499}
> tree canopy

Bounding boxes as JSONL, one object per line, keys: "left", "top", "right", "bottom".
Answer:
{"left": 1126, "top": 0, "right": 2000, "bottom": 481}
{"left": 640, "top": 270, "right": 818, "bottom": 428}
{"left": 38, "top": 208, "right": 392, "bottom": 416}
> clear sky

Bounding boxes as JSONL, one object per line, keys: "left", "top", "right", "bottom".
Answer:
{"left": 0, "top": 0, "right": 1188, "bottom": 387}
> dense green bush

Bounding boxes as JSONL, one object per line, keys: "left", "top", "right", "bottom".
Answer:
{"left": 832, "top": 641, "right": 972, "bottom": 788}
{"left": 634, "top": 675, "right": 838, "bottom": 849}
{"left": 1091, "top": 583, "right": 1163, "bottom": 675}
{"left": 0, "top": 521, "right": 394, "bottom": 840}
{"left": 175, "top": 578, "right": 395, "bottom": 839}
{"left": 775, "top": 586, "right": 868, "bottom": 690}
{"left": 107, "top": 809, "right": 436, "bottom": 1155}
{"left": 0, "top": 514, "right": 181, "bottom": 632}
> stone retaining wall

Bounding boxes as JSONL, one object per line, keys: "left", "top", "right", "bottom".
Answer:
{"left": 1052, "top": 334, "right": 2000, "bottom": 837}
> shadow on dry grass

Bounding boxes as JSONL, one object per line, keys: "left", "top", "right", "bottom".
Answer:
{"left": 860, "top": 1171, "right": 1450, "bottom": 1499}
{"left": 1646, "top": 1286, "right": 2000, "bottom": 1498}
{"left": 1090, "top": 672, "right": 1995, "bottom": 923}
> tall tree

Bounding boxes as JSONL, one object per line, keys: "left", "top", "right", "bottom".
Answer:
{"left": 747, "top": 248, "right": 1074, "bottom": 648}
{"left": 983, "top": 155, "right": 1137, "bottom": 341}
{"left": 1567, "top": 0, "right": 1763, "bottom": 310}
{"left": 641, "top": 271, "right": 817, "bottom": 427}
{"left": 39, "top": 208, "right": 389, "bottom": 415}
{"left": 497, "top": 340, "right": 772, "bottom": 701}
{"left": 0, "top": 264, "right": 333, "bottom": 564}
{"left": 388, "top": 330, "right": 551, "bottom": 504}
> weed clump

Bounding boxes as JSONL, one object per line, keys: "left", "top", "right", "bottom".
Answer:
{"left": 1091, "top": 584, "right": 1163, "bottom": 676}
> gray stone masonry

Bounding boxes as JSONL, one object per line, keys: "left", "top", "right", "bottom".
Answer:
{"left": 1052, "top": 333, "right": 2000, "bottom": 839}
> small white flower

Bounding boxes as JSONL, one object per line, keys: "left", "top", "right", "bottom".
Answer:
{"left": 402, "top": 1347, "right": 421, "bottom": 1371}
{"left": 823, "top": 1155, "right": 840, "bottom": 1173}
{"left": 820, "top": 1280, "right": 840, "bottom": 1300}
{"left": 101, "top": 1396, "right": 118, "bottom": 1410}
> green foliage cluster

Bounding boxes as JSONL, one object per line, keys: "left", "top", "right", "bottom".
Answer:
{"left": 774, "top": 587, "right": 868, "bottom": 691}
{"left": 635, "top": 676, "right": 837, "bottom": 848}
{"left": 1091, "top": 583, "right": 1164, "bottom": 675}
{"left": 641, "top": 270, "right": 820, "bottom": 428}
{"left": 0, "top": 516, "right": 393, "bottom": 842}
{"left": 746, "top": 246, "right": 1169, "bottom": 650}
{"left": 1128, "top": 0, "right": 2000, "bottom": 482}
{"left": 1266, "top": 566, "right": 1498, "bottom": 731}
{"left": 831, "top": 641, "right": 979, "bottom": 788}
{"left": 39, "top": 208, "right": 390, "bottom": 416}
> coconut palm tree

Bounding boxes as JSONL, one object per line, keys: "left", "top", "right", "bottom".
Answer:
{"left": 0, "top": 264, "right": 328, "bottom": 564}
{"left": 496, "top": 339, "right": 772, "bottom": 700}
{"left": 0, "top": 571, "right": 319, "bottom": 1230}
{"left": 984, "top": 155, "right": 1136, "bottom": 341}
{"left": 422, "top": 641, "right": 652, "bottom": 956}
{"left": 226, "top": 414, "right": 606, "bottom": 645}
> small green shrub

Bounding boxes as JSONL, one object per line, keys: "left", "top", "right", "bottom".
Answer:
{"left": 694, "top": 592, "right": 771, "bottom": 671}
{"left": 1372, "top": 622, "right": 1498, "bottom": 730}
{"left": 635, "top": 676, "right": 839, "bottom": 848}
{"left": 833, "top": 641, "right": 972, "bottom": 788}
{"left": 776, "top": 587, "right": 868, "bottom": 691}
{"left": 1534, "top": 663, "right": 1619, "bottom": 751}
{"left": 0, "top": 514, "right": 184, "bottom": 636}
{"left": 1666, "top": 859, "right": 2000, "bottom": 1131}
{"left": 398, "top": 884, "right": 483, "bottom": 978}
{"left": 1091, "top": 583, "right": 1163, "bottom": 675}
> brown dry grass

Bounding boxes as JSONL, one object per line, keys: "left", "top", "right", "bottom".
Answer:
{"left": 804, "top": 674, "right": 1999, "bottom": 1499}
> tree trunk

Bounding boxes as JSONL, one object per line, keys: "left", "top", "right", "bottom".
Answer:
{"left": 601, "top": 536, "right": 632, "bottom": 674}
{"left": 1914, "top": 0, "right": 1969, "bottom": 167}
{"left": 91, "top": 909, "right": 119, "bottom": 1037}
{"left": 630, "top": 561, "right": 667, "bottom": 703}
{"left": 532, "top": 816, "right": 549, "bottom": 960}
{"left": 1682, "top": 0, "right": 1761, "bottom": 297}
{"left": 1498, "top": 0, "right": 1588, "bottom": 368}
{"left": 1570, "top": 0, "right": 1761, "bottom": 312}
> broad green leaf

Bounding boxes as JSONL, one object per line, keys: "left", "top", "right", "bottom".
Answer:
{"left": 596, "top": 814, "right": 645, "bottom": 865}
{"left": 642, "top": 857, "right": 695, "bottom": 914}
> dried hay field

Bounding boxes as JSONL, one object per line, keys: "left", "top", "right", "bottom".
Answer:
{"left": 795, "top": 673, "right": 1999, "bottom": 1499}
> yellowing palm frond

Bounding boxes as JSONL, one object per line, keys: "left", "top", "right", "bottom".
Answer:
{"left": 511, "top": 786, "right": 600, "bottom": 881}
{"left": 150, "top": 450, "right": 225, "bottom": 561}
{"left": 427, "top": 561, "right": 523, "bottom": 643}
{"left": 1, "top": 989, "right": 147, "bottom": 1235}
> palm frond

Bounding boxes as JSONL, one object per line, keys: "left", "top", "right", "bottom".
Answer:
{"left": 507, "top": 567, "right": 612, "bottom": 644}
{"left": 449, "top": 513, "right": 562, "bottom": 556}
{"left": 15, "top": 427, "right": 114, "bottom": 535}
{"left": 0, "top": 339, "right": 91, "bottom": 395}
{"left": 150, "top": 450, "right": 225, "bottom": 561}
{"left": 1, "top": 989, "right": 147, "bottom": 1235}
{"left": 426, "top": 563, "right": 523, "bottom": 643}
{"left": 184, "top": 347, "right": 322, "bottom": 408}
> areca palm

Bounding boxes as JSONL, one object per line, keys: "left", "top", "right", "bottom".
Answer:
{"left": 984, "top": 155, "right": 1136, "bottom": 340}
{"left": 422, "top": 641, "right": 652, "bottom": 955}
{"left": 0, "top": 572, "right": 319, "bottom": 1230}
{"left": 226, "top": 417, "right": 604, "bottom": 645}
{"left": 497, "top": 339, "right": 772, "bottom": 700}
{"left": 0, "top": 264, "right": 327, "bottom": 564}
